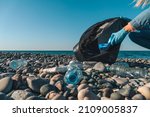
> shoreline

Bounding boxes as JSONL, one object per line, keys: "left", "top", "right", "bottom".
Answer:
{"left": 0, "top": 52, "right": 150, "bottom": 100}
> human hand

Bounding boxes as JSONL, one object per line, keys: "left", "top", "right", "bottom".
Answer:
{"left": 108, "top": 28, "right": 129, "bottom": 46}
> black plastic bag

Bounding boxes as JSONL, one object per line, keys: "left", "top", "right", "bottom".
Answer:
{"left": 73, "top": 17, "right": 131, "bottom": 64}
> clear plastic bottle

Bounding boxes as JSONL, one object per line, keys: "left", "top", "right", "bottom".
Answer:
{"left": 106, "top": 62, "right": 149, "bottom": 78}
{"left": 9, "top": 59, "right": 28, "bottom": 70}
{"left": 64, "top": 60, "right": 83, "bottom": 85}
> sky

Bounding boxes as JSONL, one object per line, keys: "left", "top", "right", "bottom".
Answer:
{"left": 0, "top": 0, "right": 149, "bottom": 51}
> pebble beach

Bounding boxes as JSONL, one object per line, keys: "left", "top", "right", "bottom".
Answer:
{"left": 0, "top": 52, "right": 150, "bottom": 100}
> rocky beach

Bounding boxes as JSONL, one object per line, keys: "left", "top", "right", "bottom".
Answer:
{"left": 0, "top": 52, "right": 150, "bottom": 100}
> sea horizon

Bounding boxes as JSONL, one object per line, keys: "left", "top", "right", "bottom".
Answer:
{"left": 0, "top": 50, "right": 150, "bottom": 59}
{"left": 0, "top": 50, "right": 150, "bottom": 51}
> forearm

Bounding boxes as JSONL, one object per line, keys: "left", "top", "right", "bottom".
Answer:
{"left": 130, "top": 7, "right": 150, "bottom": 30}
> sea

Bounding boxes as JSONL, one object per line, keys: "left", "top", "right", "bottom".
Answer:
{"left": 0, "top": 50, "right": 150, "bottom": 59}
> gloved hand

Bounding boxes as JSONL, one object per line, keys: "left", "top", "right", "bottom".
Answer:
{"left": 108, "top": 28, "right": 129, "bottom": 46}
{"left": 98, "top": 28, "right": 129, "bottom": 50}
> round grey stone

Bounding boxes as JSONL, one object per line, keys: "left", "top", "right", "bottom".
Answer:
{"left": 40, "top": 84, "right": 58, "bottom": 96}
{"left": 93, "top": 62, "right": 105, "bottom": 72}
{"left": 11, "top": 90, "right": 34, "bottom": 100}
{"left": 132, "top": 94, "right": 146, "bottom": 100}
{"left": 27, "top": 77, "right": 49, "bottom": 93}
{"left": 110, "top": 92, "right": 124, "bottom": 100}
{"left": 119, "top": 88, "right": 132, "bottom": 97}
{"left": 0, "top": 77, "right": 13, "bottom": 93}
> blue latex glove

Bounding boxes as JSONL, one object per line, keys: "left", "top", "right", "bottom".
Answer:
{"left": 98, "top": 43, "right": 110, "bottom": 50}
{"left": 108, "top": 28, "right": 129, "bottom": 46}
{"left": 98, "top": 29, "right": 128, "bottom": 50}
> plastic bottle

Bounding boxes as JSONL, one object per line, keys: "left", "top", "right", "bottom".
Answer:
{"left": 64, "top": 60, "right": 83, "bottom": 85}
{"left": 9, "top": 59, "right": 28, "bottom": 70}
{"left": 106, "top": 62, "right": 149, "bottom": 78}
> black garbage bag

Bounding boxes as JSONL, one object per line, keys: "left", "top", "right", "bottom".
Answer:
{"left": 73, "top": 17, "right": 131, "bottom": 64}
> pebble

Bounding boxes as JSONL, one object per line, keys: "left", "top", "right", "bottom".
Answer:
{"left": 137, "top": 86, "right": 150, "bottom": 100}
{"left": 102, "top": 88, "right": 113, "bottom": 98}
{"left": 138, "top": 78, "right": 148, "bottom": 84}
{"left": 43, "top": 66, "right": 67, "bottom": 73}
{"left": 119, "top": 87, "right": 133, "bottom": 97}
{"left": 63, "top": 90, "right": 70, "bottom": 98}
{"left": 112, "top": 77, "right": 128, "bottom": 86}
{"left": 55, "top": 81, "right": 63, "bottom": 91}
{"left": 78, "top": 88, "right": 100, "bottom": 100}
{"left": 52, "top": 93, "right": 66, "bottom": 100}
{"left": 0, "top": 73, "right": 14, "bottom": 79}
{"left": 26, "top": 96, "right": 46, "bottom": 100}
{"left": 12, "top": 74, "right": 22, "bottom": 89}
{"left": 144, "top": 83, "right": 150, "bottom": 88}
{"left": 101, "top": 82, "right": 113, "bottom": 89}
{"left": 40, "top": 84, "right": 58, "bottom": 96}
{"left": 132, "top": 94, "right": 146, "bottom": 100}
{"left": 110, "top": 92, "right": 124, "bottom": 100}
{"left": 68, "top": 96, "right": 77, "bottom": 100}
{"left": 11, "top": 90, "right": 34, "bottom": 100}
{"left": 80, "top": 79, "right": 88, "bottom": 84}
{"left": 101, "top": 97, "right": 111, "bottom": 100}
{"left": 83, "top": 61, "right": 97, "bottom": 69}
{"left": 0, "top": 53, "right": 149, "bottom": 100}
{"left": 70, "top": 87, "right": 78, "bottom": 97}
{"left": 0, "top": 92, "right": 11, "bottom": 100}
{"left": 85, "top": 68, "right": 93, "bottom": 75}
{"left": 77, "top": 84, "right": 89, "bottom": 92}
{"left": 93, "top": 62, "right": 105, "bottom": 72}
{"left": 0, "top": 77, "right": 13, "bottom": 93}
{"left": 50, "top": 74, "right": 64, "bottom": 85}
{"left": 46, "top": 91, "right": 58, "bottom": 99}
{"left": 26, "top": 77, "right": 49, "bottom": 93}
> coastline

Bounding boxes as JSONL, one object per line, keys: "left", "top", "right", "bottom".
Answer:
{"left": 0, "top": 52, "right": 150, "bottom": 100}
